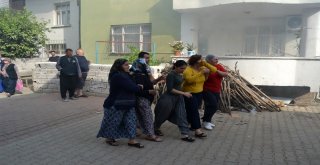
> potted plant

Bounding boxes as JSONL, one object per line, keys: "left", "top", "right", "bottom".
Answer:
{"left": 169, "top": 41, "right": 185, "bottom": 56}
{"left": 186, "top": 43, "right": 196, "bottom": 56}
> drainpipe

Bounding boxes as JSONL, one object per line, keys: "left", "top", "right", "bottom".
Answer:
{"left": 77, "top": 0, "right": 81, "bottom": 48}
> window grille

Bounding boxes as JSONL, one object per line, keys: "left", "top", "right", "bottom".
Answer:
{"left": 110, "top": 23, "right": 151, "bottom": 54}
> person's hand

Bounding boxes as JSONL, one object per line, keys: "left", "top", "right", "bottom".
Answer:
{"left": 148, "top": 90, "right": 157, "bottom": 95}
{"left": 138, "top": 84, "right": 143, "bottom": 90}
{"left": 199, "top": 60, "right": 206, "bottom": 66}
{"left": 202, "top": 68, "right": 210, "bottom": 74}
{"left": 183, "top": 92, "right": 192, "bottom": 98}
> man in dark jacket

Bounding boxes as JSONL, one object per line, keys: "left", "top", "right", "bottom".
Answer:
{"left": 74, "top": 48, "right": 90, "bottom": 98}
{"left": 56, "top": 48, "right": 81, "bottom": 102}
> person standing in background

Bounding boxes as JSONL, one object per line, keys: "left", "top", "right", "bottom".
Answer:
{"left": 202, "top": 55, "right": 228, "bottom": 130}
{"left": 56, "top": 48, "right": 81, "bottom": 102}
{"left": 0, "top": 58, "right": 19, "bottom": 97}
{"left": 48, "top": 50, "right": 60, "bottom": 62}
{"left": 75, "top": 48, "right": 90, "bottom": 98}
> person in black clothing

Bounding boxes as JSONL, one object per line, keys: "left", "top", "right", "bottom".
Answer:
{"left": 130, "top": 51, "right": 164, "bottom": 142}
{"left": 56, "top": 48, "right": 81, "bottom": 102}
{"left": 97, "top": 58, "right": 144, "bottom": 148}
{"left": 74, "top": 48, "right": 90, "bottom": 98}
{"left": 48, "top": 50, "right": 60, "bottom": 62}
{"left": 0, "top": 53, "right": 4, "bottom": 93}
{"left": 0, "top": 58, "right": 19, "bottom": 97}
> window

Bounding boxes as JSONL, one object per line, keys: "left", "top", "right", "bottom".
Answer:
{"left": 243, "top": 26, "right": 285, "bottom": 56}
{"left": 110, "top": 23, "right": 151, "bottom": 54}
{"left": 55, "top": 2, "right": 70, "bottom": 26}
{"left": 45, "top": 42, "right": 66, "bottom": 55}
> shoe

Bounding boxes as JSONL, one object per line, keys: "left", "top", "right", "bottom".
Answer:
{"left": 145, "top": 135, "right": 162, "bottom": 142}
{"left": 62, "top": 98, "right": 69, "bottom": 102}
{"left": 79, "top": 94, "right": 88, "bottom": 98}
{"left": 128, "top": 142, "right": 144, "bottom": 148}
{"left": 106, "top": 139, "right": 119, "bottom": 146}
{"left": 195, "top": 132, "right": 207, "bottom": 138}
{"left": 69, "top": 97, "right": 78, "bottom": 100}
{"left": 203, "top": 122, "right": 213, "bottom": 130}
{"left": 181, "top": 135, "right": 195, "bottom": 142}
{"left": 154, "top": 129, "right": 164, "bottom": 136}
{"left": 209, "top": 122, "right": 215, "bottom": 127}
{"left": 74, "top": 95, "right": 79, "bottom": 98}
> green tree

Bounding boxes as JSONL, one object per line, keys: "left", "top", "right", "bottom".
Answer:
{"left": 0, "top": 8, "right": 48, "bottom": 58}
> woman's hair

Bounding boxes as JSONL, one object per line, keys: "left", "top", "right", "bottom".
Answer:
{"left": 173, "top": 60, "right": 187, "bottom": 69}
{"left": 108, "top": 58, "right": 128, "bottom": 81}
{"left": 188, "top": 54, "right": 202, "bottom": 66}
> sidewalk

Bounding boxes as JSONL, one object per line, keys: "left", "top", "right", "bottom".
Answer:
{"left": 0, "top": 93, "right": 320, "bottom": 165}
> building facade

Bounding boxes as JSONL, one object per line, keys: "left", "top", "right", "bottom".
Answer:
{"left": 80, "top": 0, "right": 181, "bottom": 64}
{"left": 173, "top": 0, "right": 320, "bottom": 92}
{"left": 0, "top": 0, "right": 25, "bottom": 10}
{"left": 25, "top": 0, "right": 80, "bottom": 56}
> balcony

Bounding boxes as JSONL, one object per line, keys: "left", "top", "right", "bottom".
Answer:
{"left": 173, "top": 0, "right": 320, "bottom": 11}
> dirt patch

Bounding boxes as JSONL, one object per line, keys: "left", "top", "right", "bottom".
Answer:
{"left": 293, "top": 92, "right": 320, "bottom": 106}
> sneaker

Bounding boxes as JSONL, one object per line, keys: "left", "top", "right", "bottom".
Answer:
{"left": 69, "top": 97, "right": 78, "bottom": 100}
{"left": 62, "top": 98, "right": 69, "bottom": 102}
{"left": 209, "top": 122, "right": 215, "bottom": 127}
{"left": 203, "top": 122, "right": 213, "bottom": 130}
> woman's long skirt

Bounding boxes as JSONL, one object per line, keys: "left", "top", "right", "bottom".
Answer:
{"left": 97, "top": 106, "right": 137, "bottom": 139}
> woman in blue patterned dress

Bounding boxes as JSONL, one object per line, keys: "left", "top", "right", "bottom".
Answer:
{"left": 97, "top": 59, "right": 144, "bottom": 148}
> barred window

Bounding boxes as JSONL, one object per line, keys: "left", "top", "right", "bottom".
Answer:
{"left": 45, "top": 42, "right": 66, "bottom": 55}
{"left": 110, "top": 23, "right": 151, "bottom": 54}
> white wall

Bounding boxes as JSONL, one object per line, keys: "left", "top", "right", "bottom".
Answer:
{"left": 0, "top": 0, "right": 9, "bottom": 8}
{"left": 220, "top": 57, "right": 320, "bottom": 92}
{"left": 25, "top": 0, "right": 79, "bottom": 54}
{"left": 171, "top": 56, "right": 320, "bottom": 92}
{"left": 174, "top": 0, "right": 320, "bottom": 10}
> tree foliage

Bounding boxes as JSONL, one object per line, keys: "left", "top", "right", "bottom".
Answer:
{"left": 0, "top": 8, "right": 48, "bottom": 58}
{"left": 124, "top": 46, "right": 161, "bottom": 66}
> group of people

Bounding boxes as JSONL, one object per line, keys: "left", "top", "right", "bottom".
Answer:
{"left": 52, "top": 48, "right": 90, "bottom": 101}
{"left": 0, "top": 53, "right": 20, "bottom": 97}
{"left": 96, "top": 52, "right": 227, "bottom": 148}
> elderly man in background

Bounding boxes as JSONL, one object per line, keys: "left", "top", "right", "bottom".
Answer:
{"left": 74, "top": 48, "right": 90, "bottom": 98}
{"left": 202, "top": 54, "right": 228, "bottom": 130}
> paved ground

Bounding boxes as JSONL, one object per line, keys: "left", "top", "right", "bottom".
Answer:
{"left": 0, "top": 92, "right": 320, "bottom": 165}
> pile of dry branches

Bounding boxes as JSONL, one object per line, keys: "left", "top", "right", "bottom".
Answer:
{"left": 220, "top": 62, "right": 281, "bottom": 113}
{"left": 154, "top": 62, "right": 281, "bottom": 113}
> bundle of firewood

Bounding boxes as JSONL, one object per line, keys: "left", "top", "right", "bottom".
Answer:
{"left": 219, "top": 63, "right": 281, "bottom": 113}
{"left": 154, "top": 62, "right": 281, "bottom": 113}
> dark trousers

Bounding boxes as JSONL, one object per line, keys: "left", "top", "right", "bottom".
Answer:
{"left": 60, "top": 75, "right": 77, "bottom": 99}
{"left": 76, "top": 72, "right": 88, "bottom": 89}
{"left": 202, "top": 91, "right": 220, "bottom": 122}
{"left": 184, "top": 92, "right": 203, "bottom": 129}
{"left": 3, "top": 78, "right": 17, "bottom": 95}
{"left": 154, "top": 94, "right": 189, "bottom": 135}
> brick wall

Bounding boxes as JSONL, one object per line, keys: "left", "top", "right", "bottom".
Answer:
{"left": 32, "top": 62, "right": 165, "bottom": 96}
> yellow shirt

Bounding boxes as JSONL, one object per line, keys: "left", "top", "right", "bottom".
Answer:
{"left": 182, "top": 61, "right": 217, "bottom": 93}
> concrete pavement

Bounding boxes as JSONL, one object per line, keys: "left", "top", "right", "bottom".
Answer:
{"left": 0, "top": 93, "right": 320, "bottom": 165}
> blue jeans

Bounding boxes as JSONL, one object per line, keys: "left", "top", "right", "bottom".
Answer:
{"left": 202, "top": 91, "right": 220, "bottom": 122}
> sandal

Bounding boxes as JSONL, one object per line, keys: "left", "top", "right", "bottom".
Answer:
{"left": 128, "top": 142, "right": 144, "bottom": 148}
{"left": 195, "top": 132, "right": 207, "bottom": 138}
{"left": 181, "top": 136, "right": 195, "bottom": 142}
{"left": 145, "top": 136, "right": 162, "bottom": 142}
{"left": 106, "top": 139, "right": 119, "bottom": 146}
{"left": 154, "top": 129, "right": 164, "bottom": 136}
